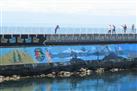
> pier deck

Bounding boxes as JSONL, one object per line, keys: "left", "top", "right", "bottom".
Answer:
{"left": 0, "top": 34, "right": 137, "bottom": 47}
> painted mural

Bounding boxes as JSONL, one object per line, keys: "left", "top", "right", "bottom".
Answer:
{"left": 35, "top": 48, "right": 45, "bottom": 62}
{"left": 0, "top": 44, "right": 137, "bottom": 65}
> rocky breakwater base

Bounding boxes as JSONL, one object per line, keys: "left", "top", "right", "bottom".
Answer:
{"left": 0, "top": 53, "right": 137, "bottom": 83}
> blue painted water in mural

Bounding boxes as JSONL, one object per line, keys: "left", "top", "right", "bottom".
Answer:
{"left": 0, "top": 44, "right": 137, "bottom": 64}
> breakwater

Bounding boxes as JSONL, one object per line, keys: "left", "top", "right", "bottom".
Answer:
{"left": 0, "top": 43, "right": 137, "bottom": 83}
{"left": 0, "top": 57, "right": 137, "bottom": 77}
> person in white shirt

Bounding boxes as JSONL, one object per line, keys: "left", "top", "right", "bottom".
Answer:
{"left": 108, "top": 25, "right": 112, "bottom": 34}
{"left": 132, "top": 24, "right": 136, "bottom": 33}
{"left": 112, "top": 25, "right": 116, "bottom": 34}
{"left": 121, "top": 24, "right": 127, "bottom": 33}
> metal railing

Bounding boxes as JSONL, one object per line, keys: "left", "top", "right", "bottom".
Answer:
{"left": 0, "top": 27, "right": 136, "bottom": 34}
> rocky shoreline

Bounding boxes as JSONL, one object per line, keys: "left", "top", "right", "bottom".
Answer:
{"left": 0, "top": 57, "right": 137, "bottom": 83}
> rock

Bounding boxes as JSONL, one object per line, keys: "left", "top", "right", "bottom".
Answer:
{"left": 73, "top": 72, "right": 80, "bottom": 75}
{"left": 12, "top": 75, "right": 17, "bottom": 78}
{"left": 9, "top": 77, "right": 15, "bottom": 80}
{"left": 12, "top": 75, "right": 20, "bottom": 80}
{"left": 79, "top": 72, "right": 87, "bottom": 77}
{"left": 58, "top": 71, "right": 72, "bottom": 77}
{"left": 36, "top": 75, "right": 41, "bottom": 78}
{"left": 58, "top": 71, "right": 64, "bottom": 76}
{"left": 4, "top": 76, "right": 10, "bottom": 81}
{"left": 86, "top": 70, "right": 92, "bottom": 75}
{"left": 79, "top": 68, "right": 87, "bottom": 72}
{"left": 63, "top": 72, "right": 71, "bottom": 77}
{"left": 40, "top": 74, "right": 46, "bottom": 77}
{"left": 24, "top": 76, "right": 30, "bottom": 78}
{"left": 96, "top": 68, "right": 104, "bottom": 74}
{"left": 46, "top": 73, "right": 55, "bottom": 78}
{"left": 0, "top": 76, "right": 4, "bottom": 83}
{"left": 52, "top": 72, "right": 56, "bottom": 75}
{"left": 110, "top": 68, "right": 119, "bottom": 72}
{"left": 79, "top": 68, "right": 92, "bottom": 76}
{"left": 79, "top": 68, "right": 87, "bottom": 76}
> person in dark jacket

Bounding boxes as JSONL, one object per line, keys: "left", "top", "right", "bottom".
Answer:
{"left": 108, "top": 25, "right": 112, "bottom": 34}
{"left": 112, "top": 25, "right": 116, "bottom": 34}
{"left": 132, "top": 24, "right": 136, "bottom": 33}
{"left": 121, "top": 24, "right": 127, "bottom": 33}
{"left": 55, "top": 25, "right": 60, "bottom": 34}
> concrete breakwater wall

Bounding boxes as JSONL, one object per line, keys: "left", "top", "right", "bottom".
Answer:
{"left": 0, "top": 34, "right": 137, "bottom": 47}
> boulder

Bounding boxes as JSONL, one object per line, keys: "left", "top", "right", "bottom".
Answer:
{"left": 96, "top": 68, "right": 104, "bottom": 74}
{"left": 79, "top": 68, "right": 87, "bottom": 72}
{"left": 46, "top": 73, "right": 55, "bottom": 78}
{"left": 0, "top": 76, "right": 4, "bottom": 83}
{"left": 58, "top": 71, "right": 72, "bottom": 77}
{"left": 86, "top": 70, "right": 92, "bottom": 75}
{"left": 110, "top": 68, "right": 119, "bottom": 72}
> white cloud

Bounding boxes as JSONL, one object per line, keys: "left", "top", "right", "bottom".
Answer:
{"left": 0, "top": 0, "right": 136, "bottom": 16}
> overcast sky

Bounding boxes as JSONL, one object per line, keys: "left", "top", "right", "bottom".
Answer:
{"left": 0, "top": 0, "right": 136, "bottom": 27}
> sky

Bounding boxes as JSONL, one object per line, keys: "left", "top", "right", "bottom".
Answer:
{"left": 0, "top": 0, "right": 136, "bottom": 27}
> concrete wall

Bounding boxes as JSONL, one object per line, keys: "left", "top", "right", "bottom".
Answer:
{"left": 0, "top": 44, "right": 137, "bottom": 65}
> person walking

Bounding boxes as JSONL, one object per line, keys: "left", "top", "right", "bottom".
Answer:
{"left": 55, "top": 25, "right": 60, "bottom": 34}
{"left": 132, "top": 24, "right": 135, "bottom": 33}
{"left": 112, "top": 25, "right": 116, "bottom": 34}
{"left": 121, "top": 24, "right": 127, "bottom": 33}
{"left": 108, "top": 25, "right": 112, "bottom": 34}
